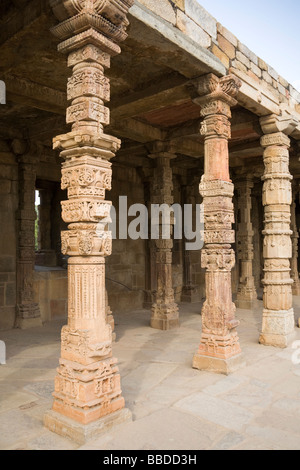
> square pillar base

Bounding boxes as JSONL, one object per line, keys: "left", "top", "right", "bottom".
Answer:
{"left": 259, "top": 331, "right": 296, "bottom": 349}
{"left": 150, "top": 317, "right": 180, "bottom": 331}
{"left": 192, "top": 353, "right": 246, "bottom": 376}
{"left": 260, "top": 309, "right": 296, "bottom": 348}
{"left": 44, "top": 408, "right": 132, "bottom": 445}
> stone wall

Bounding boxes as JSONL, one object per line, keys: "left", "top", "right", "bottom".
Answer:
{"left": 106, "top": 163, "right": 146, "bottom": 312}
{"left": 138, "top": 0, "right": 300, "bottom": 108}
{"left": 0, "top": 141, "right": 18, "bottom": 330}
{"left": 34, "top": 267, "right": 68, "bottom": 322}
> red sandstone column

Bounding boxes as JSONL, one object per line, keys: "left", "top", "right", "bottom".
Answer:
{"left": 44, "top": 0, "right": 134, "bottom": 443}
{"left": 190, "top": 74, "right": 244, "bottom": 375}
{"left": 259, "top": 114, "right": 298, "bottom": 348}
{"left": 148, "top": 143, "right": 179, "bottom": 330}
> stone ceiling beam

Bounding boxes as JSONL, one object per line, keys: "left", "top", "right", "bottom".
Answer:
{"left": 0, "top": 0, "right": 48, "bottom": 46}
{"left": 4, "top": 75, "right": 67, "bottom": 115}
{"left": 128, "top": 2, "right": 226, "bottom": 79}
{"left": 110, "top": 74, "right": 189, "bottom": 119}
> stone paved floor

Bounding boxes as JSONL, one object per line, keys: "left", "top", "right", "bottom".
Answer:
{"left": 1, "top": 299, "right": 300, "bottom": 450}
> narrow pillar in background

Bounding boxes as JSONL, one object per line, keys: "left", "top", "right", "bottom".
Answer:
{"left": 15, "top": 142, "right": 41, "bottom": 329}
{"left": 149, "top": 143, "right": 179, "bottom": 330}
{"left": 259, "top": 114, "right": 298, "bottom": 348}
{"left": 291, "top": 183, "right": 300, "bottom": 295}
{"left": 181, "top": 177, "right": 201, "bottom": 303}
{"left": 36, "top": 187, "right": 57, "bottom": 267}
{"left": 190, "top": 74, "right": 244, "bottom": 375}
{"left": 235, "top": 176, "right": 258, "bottom": 309}
{"left": 44, "top": 0, "right": 134, "bottom": 444}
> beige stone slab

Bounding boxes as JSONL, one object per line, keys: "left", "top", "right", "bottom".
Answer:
{"left": 0, "top": 389, "right": 39, "bottom": 413}
{"left": 173, "top": 392, "right": 255, "bottom": 432}
{"left": 121, "top": 362, "right": 178, "bottom": 398}
{"left": 79, "top": 408, "right": 225, "bottom": 451}
{"left": 202, "top": 375, "right": 249, "bottom": 397}
{"left": 246, "top": 425, "right": 300, "bottom": 450}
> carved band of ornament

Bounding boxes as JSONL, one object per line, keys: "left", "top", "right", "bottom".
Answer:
{"left": 200, "top": 180, "right": 234, "bottom": 198}
{"left": 61, "top": 229, "right": 112, "bottom": 256}
{"left": 262, "top": 173, "right": 292, "bottom": 182}
{"left": 204, "top": 230, "right": 235, "bottom": 244}
{"left": 54, "top": 131, "right": 121, "bottom": 155}
{"left": 264, "top": 259, "right": 291, "bottom": 270}
{"left": 51, "top": 11, "right": 128, "bottom": 43}
{"left": 58, "top": 27, "right": 121, "bottom": 57}
{"left": 61, "top": 199, "right": 111, "bottom": 223}
{"left": 204, "top": 212, "right": 234, "bottom": 225}
{"left": 61, "top": 326, "right": 112, "bottom": 360}
{"left": 67, "top": 100, "right": 110, "bottom": 125}
{"left": 263, "top": 229, "right": 293, "bottom": 236}
{"left": 54, "top": 0, "right": 134, "bottom": 25}
{"left": 262, "top": 279, "right": 294, "bottom": 286}
{"left": 61, "top": 166, "right": 112, "bottom": 191}
{"left": 200, "top": 116, "right": 231, "bottom": 139}
{"left": 201, "top": 249, "right": 235, "bottom": 271}
{"left": 68, "top": 44, "right": 110, "bottom": 68}
{"left": 261, "top": 133, "right": 290, "bottom": 148}
{"left": 67, "top": 69, "right": 110, "bottom": 102}
{"left": 200, "top": 100, "right": 231, "bottom": 118}
{"left": 263, "top": 146, "right": 289, "bottom": 159}
{"left": 201, "top": 303, "right": 231, "bottom": 335}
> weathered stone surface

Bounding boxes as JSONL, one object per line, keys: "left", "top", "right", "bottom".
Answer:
{"left": 217, "top": 23, "right": 238, "bottom": 47}
{"left": 217, "top": 33, "right": 236, "bottom": 60}
{"left": 185, "top": 0, "right": 217, "bottom": 38}
{"left": 137, "top": 0, "right": 176, "bottom": 25}
{"left": 176, "top": 10, "right": 211, "bottom": 48}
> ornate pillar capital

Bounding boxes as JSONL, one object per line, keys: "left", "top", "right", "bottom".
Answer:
{"left": 260, "top": 110, "right": 298, "bottom": 137}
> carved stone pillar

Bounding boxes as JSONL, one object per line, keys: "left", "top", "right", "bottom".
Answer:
{"left": 235, "top": 177, "right": 258, "bottom": 309}
{"left": 190, "top": 74, "right": 243, "bottom": 375}
{"left": 44, "top": 0, "right": 134, "bottom": 443}
{"left": 148, "top": 143, "right": 179, "bottom": 330}
{"left": 291, "top": 183, "right": 300, "bottom": 295}
{"left": 15, "top": 145, "right": 42, "bottom": 329}
{"left": 259, "top": 113, "right": 298, "bottom": 348}
{"left": 181, "top": 176, "right": 201, "bottom": 303}
{"left": 35, "top": 188, "right": 57, "bottom": 267}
